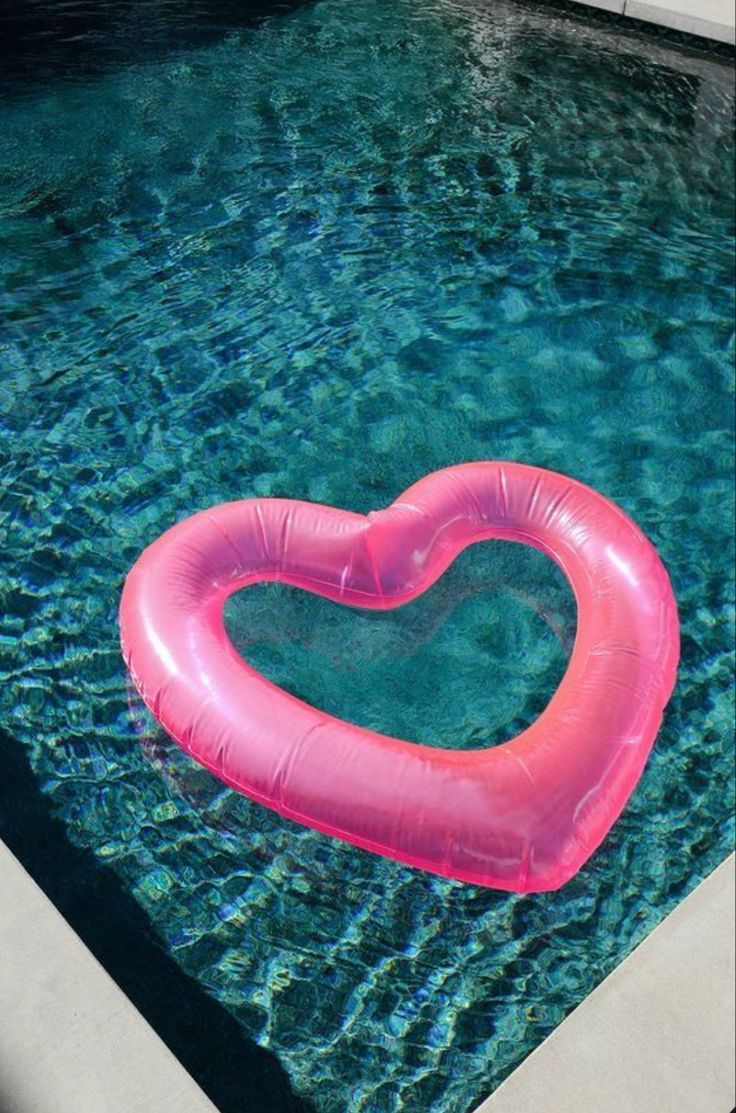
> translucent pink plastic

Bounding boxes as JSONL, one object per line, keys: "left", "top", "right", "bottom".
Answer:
{"left": 120, "top": 463, "right": 679, "bottom": 892}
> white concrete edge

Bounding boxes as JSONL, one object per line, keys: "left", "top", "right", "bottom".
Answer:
{"left": 625, "top": 0, "right": 736, "bottom": 45}
{"left": 536, "top": 1, "right": 734, "bottom": 88}
{"left": 570, "top": 0, "right": 736, "bottom": 44}
{"left": 473, "top": 853, "right": 736, "bottom": 1113}
{"left": 1, "top": 835, "right": 734, "bottom": 1113}
{"left": 0, "top": 840, "right": 219, "bottom": 1113}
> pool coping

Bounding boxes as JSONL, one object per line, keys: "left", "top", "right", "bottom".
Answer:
{"left": 473, "top": 852, "right": 736, "bottom": 1113}
{"left": 0, "top": 840, "right": 218, "bottom": 1113}
{"left": 1, "top": 838, "right": 733, "bottom": 1113}
{"left": 570, "top": 0, "right": 735, "bottom": 44}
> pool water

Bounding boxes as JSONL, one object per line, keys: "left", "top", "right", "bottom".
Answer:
{"left": 1, "top": 1, "right": 734, "bottom": 1110}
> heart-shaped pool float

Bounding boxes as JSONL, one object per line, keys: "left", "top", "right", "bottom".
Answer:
{"left": 120, "top": 463, "right": 679, "bottom": 892}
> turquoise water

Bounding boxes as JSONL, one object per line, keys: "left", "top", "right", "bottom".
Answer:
{"left": 1, "top": 1, "right": 734, "bottom": 1110}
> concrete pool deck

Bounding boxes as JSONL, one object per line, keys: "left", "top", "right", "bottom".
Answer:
{"left": 0, "top": 842, "right": 217, "bottom": 1113}
{"left": 475, "top": 853, "right": 736, "bottom": 1113}
{"left": 572, "top": 0, "right": 736, "bottom": 43}
{"left": 1, "top": 839, "right": 733, "bottom": 1113}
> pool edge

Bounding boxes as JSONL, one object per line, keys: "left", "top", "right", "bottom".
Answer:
{"left": 569, "top": 0, "right": 735, "bottom": 44}
{"left": 0, "top": 839, "right": 219, "bottom": 1113}
{"left": 473, "top": 852, "right": 736, "bottom": 1113}
{"left": 1, "top": 838, "right": 734, "bottom": 1112}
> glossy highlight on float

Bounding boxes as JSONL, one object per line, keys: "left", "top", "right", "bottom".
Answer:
{"left": 120, "top": 463, "right": 679, "bottom": 892}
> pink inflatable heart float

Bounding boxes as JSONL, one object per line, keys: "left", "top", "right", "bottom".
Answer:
{"left": 120, "top": 463, "right": 679, "bottom": 892}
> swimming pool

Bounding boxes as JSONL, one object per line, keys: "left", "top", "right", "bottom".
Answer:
{"left": 1, "top": 1, "right": 734, "bottom": 1110}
